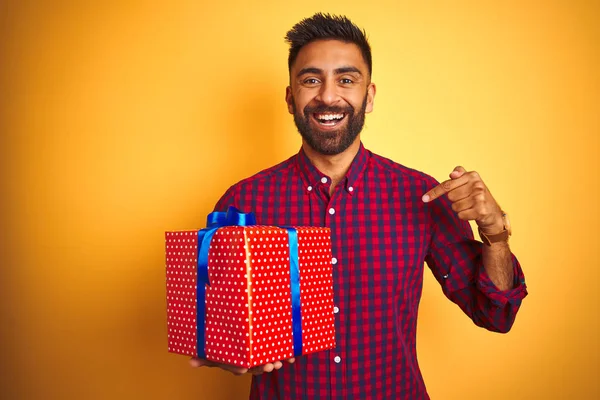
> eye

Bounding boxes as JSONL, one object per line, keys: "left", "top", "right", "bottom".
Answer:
{"left": 340, "top": 78, "right": 354, "bottom": 85}
{"left": 303, "top": 78, "right": 320, "bottom": 85}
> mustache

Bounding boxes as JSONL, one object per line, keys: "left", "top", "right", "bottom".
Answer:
{"left": 303, "top": 104, "right": 355, "bottom": 115}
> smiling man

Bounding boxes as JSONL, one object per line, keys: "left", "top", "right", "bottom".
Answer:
{"left": 190, "top": 13, "right": 528, "bottom": 399}
{"left": 287, "top": 39, "right": 374, "bottom": 159}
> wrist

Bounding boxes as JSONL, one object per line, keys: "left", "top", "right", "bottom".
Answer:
{"left": 478, "top": 211, "right": 512, "bottom": 246}
{"left": 477, "top": 212, "right": 505, "bottom": 235}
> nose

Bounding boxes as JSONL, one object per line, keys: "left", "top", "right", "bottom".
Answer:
{"left": 315, "top": 79, "right": 339, "bottom": 105}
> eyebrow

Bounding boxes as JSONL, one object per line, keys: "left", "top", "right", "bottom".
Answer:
{"left": 335, "top": 66, "right": 362, "bottom": 75}
{"left": 297, "top": 66, "right": 363, "bottom": 77}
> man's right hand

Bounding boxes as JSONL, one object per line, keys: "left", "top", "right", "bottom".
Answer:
{"left": 189, "top": 357, "right": 295, "bottom": 376}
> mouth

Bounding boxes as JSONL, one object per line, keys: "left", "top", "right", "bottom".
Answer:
{"left": 312, "top": 112, "right": 347, "bottom": 127}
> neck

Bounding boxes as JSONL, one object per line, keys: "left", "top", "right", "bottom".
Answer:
{"left": 302, "top": 137, "right": 361, "bottom": 195}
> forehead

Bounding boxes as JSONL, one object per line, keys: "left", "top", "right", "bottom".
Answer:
{"left": 292, "top": 39, "right": 368, "bottom": 74}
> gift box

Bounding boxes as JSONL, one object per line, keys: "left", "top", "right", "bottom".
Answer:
{"left": 165, "top": 207, "right": 336, "bottom": 368}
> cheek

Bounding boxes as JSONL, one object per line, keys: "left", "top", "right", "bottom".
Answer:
{"left": 292, "top": 98, "right": 310, "bottom": 114}
{"left": 294, "top": 87, "right": 320, "bottom": 106}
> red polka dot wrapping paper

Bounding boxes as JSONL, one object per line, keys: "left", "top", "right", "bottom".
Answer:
{"left": 165, "top": 226, "right": 336, "bottom": 368}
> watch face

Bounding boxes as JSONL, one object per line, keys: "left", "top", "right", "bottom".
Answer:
{"left": 502, "top": 212, "right": 512, "bottom": 236}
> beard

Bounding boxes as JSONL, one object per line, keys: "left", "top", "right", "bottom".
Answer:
{"left": 292, "top": 94, "right": 368, "bottom": 156}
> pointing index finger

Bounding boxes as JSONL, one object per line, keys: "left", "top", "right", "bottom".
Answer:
{"left": 422, "top": 175, "right": 468, "bottom": 203}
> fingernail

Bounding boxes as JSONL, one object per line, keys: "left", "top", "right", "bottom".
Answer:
{"left": 189, "top": 359, "right": 201, "bottom": 367}
{"left": 422, "top": 194, "right": 430, "bottom": 203}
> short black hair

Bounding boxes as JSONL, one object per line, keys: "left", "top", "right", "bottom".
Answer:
{"left": 285, "top": 13, "right": 372, "bottom": 77}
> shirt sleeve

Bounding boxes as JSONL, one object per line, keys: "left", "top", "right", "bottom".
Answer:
{"left": 424, "top": 186, "right": 528, "bottom": 333}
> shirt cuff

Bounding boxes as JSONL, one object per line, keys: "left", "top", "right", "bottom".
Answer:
{"left": 476, "top": 254, "right": 528, "bottom": 308}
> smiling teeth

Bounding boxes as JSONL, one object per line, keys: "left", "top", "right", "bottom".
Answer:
{"left": 316, "top": 113, "right": 344, "bottom": 120}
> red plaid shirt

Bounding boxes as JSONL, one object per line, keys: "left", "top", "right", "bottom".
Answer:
{"left": 214, "top": 143, "right": 527, "bottom": 399}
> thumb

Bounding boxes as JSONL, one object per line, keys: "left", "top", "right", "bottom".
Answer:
{"left": 449, "top": 165, "right": 467, "bottom": 179}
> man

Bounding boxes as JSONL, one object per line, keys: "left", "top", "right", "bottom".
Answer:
{"left": 190, "top": 13, "right": 527, "bottom": 399}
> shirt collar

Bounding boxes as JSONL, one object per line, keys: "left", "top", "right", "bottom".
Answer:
{"left": 296, "top": 142, "right": 370, "bottom": 195}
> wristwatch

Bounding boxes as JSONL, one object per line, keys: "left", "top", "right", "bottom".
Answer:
{"left": 478, "top": 211, "right": 512, "bottom": 246}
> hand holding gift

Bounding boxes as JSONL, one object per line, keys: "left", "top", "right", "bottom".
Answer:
{"left": 189, "top": 357, "right": 295, "bottom": 376}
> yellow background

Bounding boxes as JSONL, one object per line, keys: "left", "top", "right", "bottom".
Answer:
{"left": 1, "top": 0, "right": 598, "bottom": 399}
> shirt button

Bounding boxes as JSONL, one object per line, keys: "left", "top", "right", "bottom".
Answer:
{"left": 348, "top": 186, "right": 354, "bottom": 192}
{"left": 328, "top": 207, "right": 335, "bottom": 215}
{"left": 321, "top": 177, "right": 328, "bottom": 184}
{"left": 334, "top": 356, "right": 341, "bottom": 363}
{"left": 333, "top": 306, "right": 339, "bottom": 314}
{"left": 331, "top": 257, "right": 338, "bottom": 265}
{"left": 307, "top": 186, "right": 313, "bottom": 191}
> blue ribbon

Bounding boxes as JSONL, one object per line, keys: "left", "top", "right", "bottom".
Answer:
{"left": 284, "top": 227, "right": 303, "bottom": 356}
{"left": 195, "top": 207, "right": 303, "bottom": 359}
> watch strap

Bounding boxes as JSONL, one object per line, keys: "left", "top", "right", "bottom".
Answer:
{"left": 478, "top": 227, "right": 510, "bottom": 246}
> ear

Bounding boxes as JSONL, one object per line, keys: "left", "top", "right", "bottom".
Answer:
{"left": 285, "top": 86, "right": 294, "bottom": 114}
{"left": 365, "top": 82, "right": 376, "bottom": 113}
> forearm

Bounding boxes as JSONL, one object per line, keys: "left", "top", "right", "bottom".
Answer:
{"left": 481, "top": 241, "right": 514, "bottom": 291}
